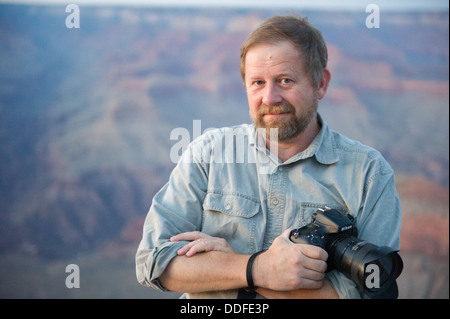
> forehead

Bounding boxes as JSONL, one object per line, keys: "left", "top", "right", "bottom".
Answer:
{"left": 245, "top": 41, "right": 303, "bottom": 77}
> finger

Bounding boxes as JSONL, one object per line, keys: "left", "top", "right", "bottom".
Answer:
{"left": 302, "top": 256, "right": 328, "bottom": 273}
{"left": 296, "top": 276, "right": 325, "bottom": 290}
{"left": 171, "top": 231, "right": 205, "bottom": 242}
{"left": 177, "top": 241, "right": 204, "bottom": 257}
{"left": 280, "top": 228, "right": 294, "bottom": 241}
{"left": 180, "top": 238, "right": 212, "bottom": 257}
{"left": 177, "top": 241, "right": 196, "bottom": 255}
{"left": 185, "top": 240, "right": 208, "bottom": 257}
{"left": 301, "top": 245, "right": 328, "bottom": 261}
{"left": 301, "top": 268, "right": 325, "bottom": 281}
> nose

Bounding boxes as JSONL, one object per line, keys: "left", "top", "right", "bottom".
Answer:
{"left": 262, "top": 82, "right": 283, "bottom": 106}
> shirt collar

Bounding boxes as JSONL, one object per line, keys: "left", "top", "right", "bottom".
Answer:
{"left": 249, "top": 113, "right": 339, "bottom": 165}
{"left": 306, "top": 113, "right": 339, "bottom": 165}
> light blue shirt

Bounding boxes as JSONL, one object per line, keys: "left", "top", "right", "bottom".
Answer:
{"left": 136, "top": 114, "right": 401, "bottom": 298}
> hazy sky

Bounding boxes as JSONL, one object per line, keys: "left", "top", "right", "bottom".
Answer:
{"left": 0, "top": 0, "right": 448, "bottom": 11}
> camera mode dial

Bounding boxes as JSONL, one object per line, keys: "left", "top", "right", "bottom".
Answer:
{"left": 305, "top": 230, "right": 324, "bottom": 247}
{"left": 290, "top": 228, "right": 325, "bottom": 247}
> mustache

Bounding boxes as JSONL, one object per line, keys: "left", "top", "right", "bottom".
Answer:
{"left": 258, "top": 102, "right": 296, "bottom": 115}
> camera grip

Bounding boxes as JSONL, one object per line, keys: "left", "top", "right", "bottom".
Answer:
{"left": 289, "top": 228, "right": 324, "bottom": 247}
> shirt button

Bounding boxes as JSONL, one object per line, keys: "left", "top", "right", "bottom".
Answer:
{"left": 271, "top": 198, "right": 279, "bottom": 205}
{"left": 278, "top": 166, "right": 284, "bottom": 172}
{"left": 224, "top": 203, "right": 231, "bottom": 210}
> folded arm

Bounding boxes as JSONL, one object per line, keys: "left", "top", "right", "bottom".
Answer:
{"left": 159, "top": 230, "right": 339, "bottom": 298}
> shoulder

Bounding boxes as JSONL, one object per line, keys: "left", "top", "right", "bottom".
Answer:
{"left": 330, "top": 129, "right": 394, "bottom": 176}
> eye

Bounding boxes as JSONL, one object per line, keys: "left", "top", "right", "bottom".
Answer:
{"left": 280, "top": 78, "right": 292, "bottom": 85}
{"left": 254, "top": 80, "right": 265, "bottom": 86}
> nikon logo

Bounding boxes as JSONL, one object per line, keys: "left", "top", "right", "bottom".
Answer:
{"left": 365, "top": 264, "right": 380, "bottom": 289}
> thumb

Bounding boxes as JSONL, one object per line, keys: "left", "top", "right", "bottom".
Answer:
{"left": 280, "top": 228, "right": 295, "bottom": 242}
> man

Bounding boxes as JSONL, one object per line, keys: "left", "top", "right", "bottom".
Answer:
{"left": 136, "top": 15, "right": 401, "bottom": 299}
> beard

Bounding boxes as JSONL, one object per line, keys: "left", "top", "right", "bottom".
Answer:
{"left": 251, "top": 98, "right": 318, "bottom": 143}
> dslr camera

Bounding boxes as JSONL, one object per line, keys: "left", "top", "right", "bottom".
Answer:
{"left": 290, "top": 208, "right": 403, "bottom": 298}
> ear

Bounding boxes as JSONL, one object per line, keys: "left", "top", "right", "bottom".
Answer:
{"left": 317, "top": 68, "right": 331, "bottom": 100}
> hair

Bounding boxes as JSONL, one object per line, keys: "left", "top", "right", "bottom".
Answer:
{"left": 240, "top": 15, "right": 328, "bottom": 88}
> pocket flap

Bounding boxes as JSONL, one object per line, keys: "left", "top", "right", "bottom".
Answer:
{"left": 203, "top": 192, "right": 260, "bottom": 218}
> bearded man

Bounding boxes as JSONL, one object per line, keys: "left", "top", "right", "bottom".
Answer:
{"left": 136, "top": 15, "right": 401, "bottom": 299}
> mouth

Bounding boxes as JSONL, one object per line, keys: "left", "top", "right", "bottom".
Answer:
{"left": 264, "top": 112, "right": 291, "bottom": 117}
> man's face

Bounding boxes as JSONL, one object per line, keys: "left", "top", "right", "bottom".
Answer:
{"left": 244, "top": 40, "right": 319, "bottom": 142}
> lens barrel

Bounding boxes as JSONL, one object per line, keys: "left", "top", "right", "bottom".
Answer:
{"left": 329, "top": 236, "right": 403, "bottom": 298}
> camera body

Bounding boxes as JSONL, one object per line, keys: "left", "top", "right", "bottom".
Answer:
{"left": 290, "top": 207, "right": 355, "bottom": 270}
{"left": 289, "top": 208, "right": 403, "bottom": 298}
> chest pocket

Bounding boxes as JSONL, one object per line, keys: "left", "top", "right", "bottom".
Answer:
{"left": 201, "top": 192, "right": 261, "bottom": 254}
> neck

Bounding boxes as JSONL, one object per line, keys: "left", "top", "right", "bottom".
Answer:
{"left": 266, "top": 115, "right": 321, "bottom": 163}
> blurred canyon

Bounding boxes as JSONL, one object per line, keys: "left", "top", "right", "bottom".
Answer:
{"left": 0, "top": 4, "right": 448, "bottom": 298}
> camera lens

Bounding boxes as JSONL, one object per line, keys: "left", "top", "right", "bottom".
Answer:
{"left": 368, "top": 253, "right": 395, "bottom": 287}
{"left": 328, "top": 236, "right": 403, "bottom": 298}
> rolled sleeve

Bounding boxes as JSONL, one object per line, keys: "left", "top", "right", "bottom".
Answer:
{"left": 136, "top": 239, "right": 188, "bottom": 290}
{"left": 135, "top": 140, "right": 209, "bottom": 291}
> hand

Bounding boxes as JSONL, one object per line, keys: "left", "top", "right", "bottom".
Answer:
{"left": 170, "top": 231, "right": 236, "bottom": 257}
{"left": 253, "top": 228, "right": 328, "bottom": 291}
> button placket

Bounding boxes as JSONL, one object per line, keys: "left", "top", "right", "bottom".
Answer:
{"left": 263, "top": 168, "right": 287, "bottom": 250}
